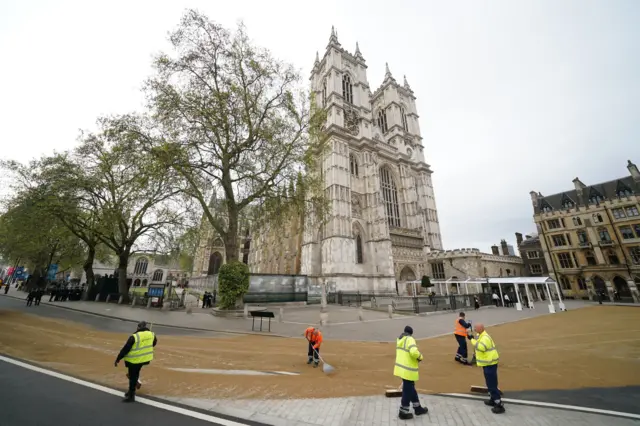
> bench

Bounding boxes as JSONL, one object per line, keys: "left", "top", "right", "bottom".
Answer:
{"left": 250, "top": 310, "right": 275, "bottom": 332}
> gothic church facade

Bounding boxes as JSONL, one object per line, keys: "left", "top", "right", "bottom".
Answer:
{"left": 300, "top": 28, "right": 443, "bottom": 292}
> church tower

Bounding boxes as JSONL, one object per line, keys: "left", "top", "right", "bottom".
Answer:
{"left": 301, "top": 28, "right": 442, "bottom": 292}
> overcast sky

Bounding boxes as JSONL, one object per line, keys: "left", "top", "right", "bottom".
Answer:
{"left": 1, "top": 0, "right": 638, "bottom": 253}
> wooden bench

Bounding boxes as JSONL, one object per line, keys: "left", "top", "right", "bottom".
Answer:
{"left": 250, "top": 310, "right": 275, "bottom": 332}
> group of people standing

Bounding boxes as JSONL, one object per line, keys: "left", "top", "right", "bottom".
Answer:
{"left": 200, "top": 291, "right": 215, "bottom": 308}
{"left": 26, "top": 288, "right": 44, "bottom": 306}
{"left": 392, "top": 312, "right": 504, "bottom": 420}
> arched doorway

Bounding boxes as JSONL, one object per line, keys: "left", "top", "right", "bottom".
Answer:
{"left": 207, "top": 252, "right": 223, "bottom": 275}
{"left": 400, "top": 266, "right": 417, "bottom": 295}
{"left": 612, "top": 276, "right": 631, "bottom": 299}
{"left": 592, "top": 275, "right": 608, "bottom": 301}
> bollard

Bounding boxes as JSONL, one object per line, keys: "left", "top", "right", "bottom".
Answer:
{"left": 118, "top": 295, "right": 124, "bottom": 305}
{"left": 147, "top": 297, "right": 152, "bottom": 309}
{"left": 244, "top": 304, "right": 249, "bottom": 319}
{"left": 131, "top": 295, "right": 136, "bottom": 307}
{"left": 279, "top": 307, "right": 284, "bottom": 323}
{"left": 358, "top": 307, "right": 364, "bottom": 321}
{"left": 388, "top": 304, "right": 393, "bottom": 318}
{"left": 105, "top": 294, "right": 111, "bottom": 303}
{"left": 95, "top": 294, "right": 100, "bottom": 302}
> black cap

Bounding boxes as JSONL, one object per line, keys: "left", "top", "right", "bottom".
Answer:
{"left": 404, "top": 325, "right": 413, "bottom": 335}
{"left": 137, "top": 321, "right": 147, "bottom": 329}
{"left": 459, "top": 312, "right": 465, "bottom": 317}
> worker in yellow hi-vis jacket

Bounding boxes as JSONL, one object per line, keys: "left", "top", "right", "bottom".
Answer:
{"left": 114, "top": 321, "right": 157, "bottom": 403}
{"left": 394, "top": 325, "right": 428, "bottom": 420}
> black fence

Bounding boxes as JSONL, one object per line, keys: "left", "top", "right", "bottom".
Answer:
{"left": 196, "top": 291, "right": 308, "bottom": 306}
{"left": 326, "top": 291, "right": 495, "bottom": 314}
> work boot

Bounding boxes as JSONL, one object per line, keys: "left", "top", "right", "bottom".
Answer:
{"left": 307, "top": 358, "right": 313, "bottom": 365}
{"left": 122, "top": 395, "right": 135, "bottom": 403}
{"left": 491, "top": 404, "right": 505, "bottom": 414}
{"left": 414, "top": 406, "right": 428, "bottom": 416}
{"left": 313, "top": 361, "right": 319, "bottom": 368}
{"left": 484, "top": 399, "right": 496, "bottom": 406}
{"left": 398, "top": 411, "right": 414, "bottom": 420}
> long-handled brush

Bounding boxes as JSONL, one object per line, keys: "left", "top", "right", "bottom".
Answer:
{"left": 312, "top": 347, "right": 335, "bottom": 375}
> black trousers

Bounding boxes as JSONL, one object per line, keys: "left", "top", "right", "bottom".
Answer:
{"left": 483, "top": 364, "right": 500, "bottom": 403}
{"left": 126, "top": 363, "right": 144, "bottom": 396}
{"left": 455, "top": 334, "right": 468, "bottom": 359}
{"left": 307, "top": 342, "right": 319, "bottom": 361}
{"left": 400, "top": 379, "right": 420, "bottom": 409}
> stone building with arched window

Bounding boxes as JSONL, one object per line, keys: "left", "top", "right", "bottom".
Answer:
{"left": 300, "top": 28, "right": 443, "bottom": 292}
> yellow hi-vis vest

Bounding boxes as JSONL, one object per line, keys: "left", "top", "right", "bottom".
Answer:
{"left": 471, "top": 331, "right": 499, "bottom": 367}
{"left": 124, "top": 331, "right": 155, "bottom": 364}
{"left": 393, "top": 335, "right": 423, "bottom": 381}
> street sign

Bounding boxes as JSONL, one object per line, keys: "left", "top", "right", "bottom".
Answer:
{"left": 47, "top": 264, "right": 59, "bottom": 281}
{"left": 147, "top": 285, "right": 165, "bottom": 298}
{"left": 14, "top": 266, "right": 25, "bottom": 280}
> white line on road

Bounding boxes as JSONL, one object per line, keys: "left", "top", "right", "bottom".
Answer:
{"left": 441, "top": 393, "right": 640, "bottom": 420}
{"left": 0, "top": 355, "right": 252, "bottom": 426}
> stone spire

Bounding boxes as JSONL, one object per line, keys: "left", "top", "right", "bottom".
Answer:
{"left": 355, "top": 42, "right": 364, "bottom": 61}
{"left": 328, "top": 26, "right": 340, "bottom": 47}
{"left": 403, "top": 75, "right": 412, "bottom": 91}
{"left": 383, "top": 62, "right": 395, "bottom": 83}
{"left": 314, "top": 51, "right": 320, "bottom": 65}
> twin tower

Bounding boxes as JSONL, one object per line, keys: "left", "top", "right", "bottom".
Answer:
{"left": 301, "top": 27, "right": 443, "bottom": 292}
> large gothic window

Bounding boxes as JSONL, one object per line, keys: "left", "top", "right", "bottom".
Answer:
{"left": 322, "top": 79, "right": 327, "bottom": 107}
{"left": 342, "top": 74, "right": 353, "bottom": 104}
{"left": 377, "top": 109, "right": 388, "bottom": 133}
{"left": 349, "top": 154, "right": 359, "bottom": 177}
{"left": 207, "top": 252, "right": 223, "bottom": 275}
{"left": 133, "top": 257, "right": 148, "bottom": 275}
{"left": 380, "top": 167, "right": 401, "bottom": 227}
{"left": 152, "top": 269, "right": 164, "bottom": 282}
{"left": 401, "top": 107, "right": 408, "bottom": 131}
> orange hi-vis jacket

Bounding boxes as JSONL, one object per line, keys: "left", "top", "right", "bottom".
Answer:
{"left": 454, "top": 318, "right": 468, "bottom": 336}
{"left": 304, "top": 327, "right": 323, "bottom": 349}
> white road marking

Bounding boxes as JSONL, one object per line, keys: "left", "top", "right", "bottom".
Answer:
{"left": 441, "top": 393, "right": 640, "bottom": 420}
{"left": 0, "top": 355, "right": 251, "bottom": 426}
{"left": 167, "top": 368, "right": 299, "bottom": 376}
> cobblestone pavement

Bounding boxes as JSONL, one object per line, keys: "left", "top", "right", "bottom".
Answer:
{"left": 164, "top": 394, "right": 639, "bottom": 426}
{"left": 0, "top": 292, "right": 591, "bottom": 342}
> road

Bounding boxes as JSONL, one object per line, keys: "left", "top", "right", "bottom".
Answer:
{"left": 0, "top": 356, "right": 268, "bottom": 426}
{"left": 0, "top": 294, "right": 219, "bottom": 336}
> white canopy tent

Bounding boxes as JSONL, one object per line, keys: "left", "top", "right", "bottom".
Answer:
{"left": 428, "top": 276, "right": 566, "bottom": 313}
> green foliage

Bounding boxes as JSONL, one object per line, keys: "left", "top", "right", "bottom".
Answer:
{"left": 218, "top": 261, "right": 250, "bottom": 310}
{"left": 421, "top": 275, "right": 432, "bottom": 288}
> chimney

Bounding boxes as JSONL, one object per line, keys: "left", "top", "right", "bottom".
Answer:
{"left": 529, "top": 191, "right": 538, "bottom": 209}
{"left": 628, "top": 160, "right": 640, "bottom": 182}
{"left": 515, "top": 232, "right": 523, "bottom": 246}
{"left": 500, "top": 239, "right": 509, "bottom": 256}
{"left": 491, "top": 245, "right": 500, "bottom": 255}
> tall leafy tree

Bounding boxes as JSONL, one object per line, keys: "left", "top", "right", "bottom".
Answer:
{"left": 114, "top": 10, "right": 328, "bottom": 264}
{"left": 72, "top": 123, "right": 188, "bottom": 300}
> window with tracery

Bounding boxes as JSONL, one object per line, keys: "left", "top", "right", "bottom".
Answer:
{"left": 401, "top": 107, "right": 408, "bottom": 131}
{"left": 377, "top": 109, "right": 388, "bottom": 133}
{"left": 133, "top": 257, "right": 148, "bottom": 275}
{"left": 380, "top": 167, "right": 400, "bottom": 227}
{"left": 152, "top": 269, "right": 163, "bottom": 282}
{"left": 349, "top": 154, "right": 358, "bottom": 177}
{"left": 342, "top": 74, "right": 353, "bottom": 104}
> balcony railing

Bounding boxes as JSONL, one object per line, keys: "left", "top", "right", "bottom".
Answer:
{"left": 598, "top": 240, "right": 615, "bottom": 247}
{"left": 578, "top": 241, "right": 591, "bottom": 248}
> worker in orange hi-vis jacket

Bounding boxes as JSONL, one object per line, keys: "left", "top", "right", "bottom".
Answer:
{"left": 304, "top": 327, "right": 323, "bottom": 368}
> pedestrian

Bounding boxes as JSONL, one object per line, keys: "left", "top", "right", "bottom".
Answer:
{"left": 474, "top": 296, "right": 480, "bottom": 310}
{"left": 492, "top": 292, "right": 499, "bottom": 307}
{"left": 468, "top": 323, "right": 504, "bottom": 414}
{"left": 35, "top": 288, "right": 43, "bottom": 306}
{"left": 454, "top": 312, "right": 472, "bottom": 365}
{"left": 114, "top": 321, "right": 157, "bottom": 403}
{"left": 503, "top": 294, "right": 510, "bottom": 308}
{"left": 4, "top": 282, "right": 9, "bottom": 294}
{"left": 26, "top": 289, "right": 36, "bottom": 306}
{"left": 394, "top": 325, "right": 428, "bottom": 420}
{"left": 304, "top": 326, "right": 323, "bottom": 368}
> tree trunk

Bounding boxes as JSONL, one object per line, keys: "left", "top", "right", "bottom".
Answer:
{"left": 43, "top": 243, "right": 58, "bottom": 285}
{"left": 82, "top": 246, "right": 96, "bottom": 301}
{"left": 224, "top": 210, "right": 239, "bottom": 263}
{"left": 118, "top": 253, "right": 130, "bottom": 303}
